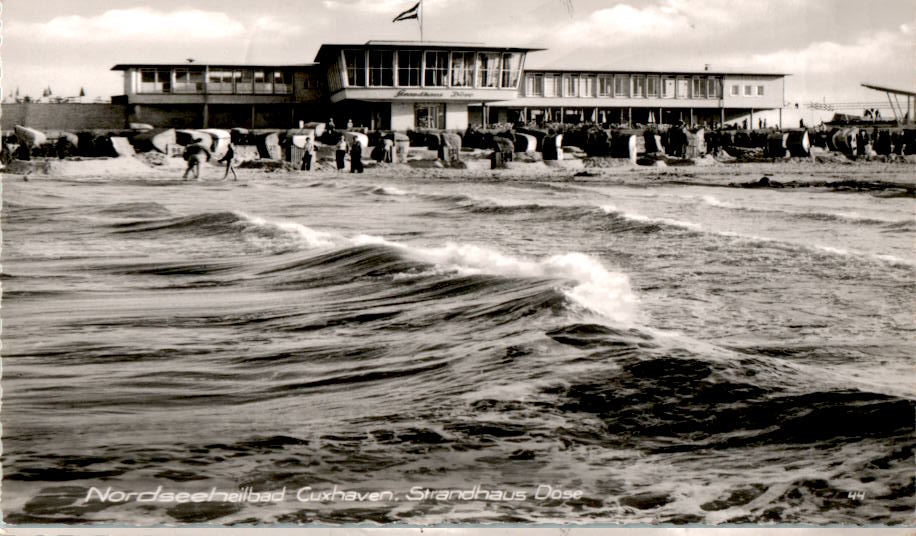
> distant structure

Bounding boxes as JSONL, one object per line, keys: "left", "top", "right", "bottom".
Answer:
{"left": 109, "top": 40, "right": 788, "bottom": 130}
{"left": 861, "top": 83, "right": 915, "bottom": 125}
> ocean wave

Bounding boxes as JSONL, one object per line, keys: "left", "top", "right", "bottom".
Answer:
{"left": 600, "top": 205, "right": 703, "bottom": 232}
{"left": 700, "top": 194, "right": 908, "bottom": 227}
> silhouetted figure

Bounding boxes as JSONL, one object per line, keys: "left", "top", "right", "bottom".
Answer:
{"left": 350, "top": 140, "right": 363, "bottom": 173}
{"left": 219, "top": 143, "right": 237, "bottom": 180}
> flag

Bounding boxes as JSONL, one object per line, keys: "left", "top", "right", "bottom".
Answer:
{"left": 393, "top": 1, "right": 420, "bottom": 22}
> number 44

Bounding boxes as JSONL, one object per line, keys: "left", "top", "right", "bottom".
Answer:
{"left": 847, "top": 491, "right": 866, "bottom": 500}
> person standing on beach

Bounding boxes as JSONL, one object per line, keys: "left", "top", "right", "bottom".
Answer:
{"left": 350, "top": 140, "right": 363, "bottom": 173}
{"left": 219, "top": 142, "right": 237, "bottom": 180}
{"left": 335, "top": 135, "right": 349, "bottom": 172}
{"left": 301, "top": 137, "right": 315, "bottom": 171}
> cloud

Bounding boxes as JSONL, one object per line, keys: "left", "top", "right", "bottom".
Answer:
{"left": 3, "top": 8, "right": 299, "bottom": 43}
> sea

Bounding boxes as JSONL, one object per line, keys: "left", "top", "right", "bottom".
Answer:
{"left": 1, "top": 170, "right": 913, "bottom": 526}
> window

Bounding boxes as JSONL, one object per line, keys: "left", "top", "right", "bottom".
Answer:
{"left": 707, "top": 78, "right": 721, "bottom": 98}
{"left": 477, "top": 52, "right": 500, "bottom": 88}
{"left": 543, "top": 75, "right": 555, "bottom": 97}
{"left": 581, "top": 75, "right": 594, "bottom": 97}
{"left": 138, "top": 68, "right": 171, "bottom": 93}
{"left": 208, "top": 70, "right": 234, "bottom": 93}
{"left": 369, "top": 50, "right": 394, "bottom": 87}
{"left": 676, "top": 77, "right": 689, "bottom": 98}
{"left": 235, "top": 69, "right": 253, "bottom": 94}
{"left": 598, "top": 75, "right": 612, "bottom": 97}
{"left": 424, "top": 51, "right": 449, "bottom": 87}
{"left": 451, "top": 51, "right": 475, "bottom": 87}
{"left": 692, "top": 77, "right": 706, "bottom": 98}
{"left": 731, "top": 84, "right": 740, "bottom": 96}
{"left": 173, "top": 69, "right": 204, "bottom": 93}
{"left": 526, "top": 74, "right": 544, "bottom": 96}
{"left": 565, "top": 74, "right": 578, "bottom": 97}
{"left": 614, "top": 75, "right": 629, "bottom": 97}
{"left": 647, "top": 76, "right": 659, "bottom": 97}
{"left": 397, "top": 50, "right": 422, "bottom": 86}
{"left": 273, "top": 71, "right": 291, "bottom": 94}
{"left": 344, "top": 49, "right": 367, "bottom": 87}
{"left": 254, "top": 70, "right": 273, "bottom": 93}
{"left": 631, "top": 75, "right": 645, "bottom": 98}
{"left": 552, "top": 75, "right": 562, "bottom": 97}
{"left": 661, "top": 76, "right": 675, "bottom": 98}
{"left": 757, "top": 85, "right": 765, "bottom": 96}
{"left": 415, "top": 103, "right": 445, "bottom": 129}
{"left": 302, "top": 71, "right": 317, "bottom": 89}
{"left": 744, "top": 85, "right": 753, "bottom": 96}
{"left": 500, "top": 53, "right": 522, "bottom": 88}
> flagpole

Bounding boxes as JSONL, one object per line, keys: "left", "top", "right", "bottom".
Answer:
{"left": 419, "top": 0, "right": 424, "bottom": 41}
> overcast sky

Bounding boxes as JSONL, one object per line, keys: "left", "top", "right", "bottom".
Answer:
{"left": 3, "top": 0, "right": 914, "bottom": 113}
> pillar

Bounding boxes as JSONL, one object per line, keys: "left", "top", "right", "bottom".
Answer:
{"left": 689, "top": 107, "right": 694, "bottom": 127}
{"left": 778, "top": 107, "right": 782, "bottom": 129}
{"left": 202, "top": 103, "right": 209, "bottom": 128}
{"left": 627, "top": 107, "right": 632, "bottom": 128}
{"left": 251, "top": 105, "right": 256, "bottom": 130}
{"left": 750, "top": 109, "right": 754, "bottom": 130}
{"left": 560, "top": 107, "right": 565, "bottom": 124}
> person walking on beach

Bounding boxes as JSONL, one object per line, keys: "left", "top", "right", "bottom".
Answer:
{"left": 350, "top": 139, "right": 363, "bottom": 173}
{"left": 182, "top": 140, "right": 210, "bottom": 180}
{"left": 301, "top": 137, "right": 315, "bottom": 171}
{"left": 219, "top": 142, "right": 237, "bottom": 180}
{"left": 335, "top": 135, "right": 349, "bottom": 172}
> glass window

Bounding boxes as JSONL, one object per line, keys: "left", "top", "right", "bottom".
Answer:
{"left": 552, "top": 76, "right": 562, "bottom": 97}
{"left": 369, "top": 50, "right": 394, "bottom": 87}
{"left": 692, "top": 77, "right": 706, "bottom": 98}
{"left": 564, "top": 74, "right": 578, "bottom": 97}
{"left": 757, "top": 85, "right": 765, "bottom": 96}
{"left": 451, "top": 51, "right": 475, "bottom": 87}
{"left": 344, "top": 49, "right": 367, "bottom": 87}
{"left": 543, "top": 75, "right": 555, "bottom": 97}
{"left": 647, "top": 76, "right": 659, "bottom": 97}
{"left": 397, "top": 50, "right": 421, "bottom": 86}
{"left": 661, "top": 76, "right": 675, "bottom": 98}
{"left": 731, "top": 84, "right": 740, "bottom": 96}
{"left": 677, "top": 77, "right": 689, "bottom": 98}
{"left": 415, "top": 103, "right": 445, "bottom": 129}
{"left": 614, "top": 75, "right": 629, "bottom": 97}
{"left": 208, "top": 70, "right": 233, "bottom": 93}
{"left": 477, "top": 52, "right": 500, "bottom": 88}
{"left": 273, "top": 71, "right": 291, "bottom": 94}
{"left": 581, "top": 75, "right": 594, "bottom": 97}
{"left": 254, "top": 70, "right": 272, "bottom": 93}
{"left": 500, "top": 52, "right": 522, "bottom": 88}
{"left": 235, "top": 69, "right": 253, "bottom": 94}
{"left": 139, "top": 68, "right": 162, "bottom": 93}
{"left": 424, "top": 51, "right": 449, "bottom": 87}
{"left": 631, "top": 75, "right": 646, "bottom": 98}
{"left": 526, "top": 74, "right": 544, "bottom": 96}
{"left": 598, "top": 75, "right": 612, "bottom": 97}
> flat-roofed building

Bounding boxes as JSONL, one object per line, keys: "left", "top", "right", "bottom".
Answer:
{"left": 111, "top": 62, "right": 322, "bottom": 129}
{"left": 314, "top": 41, "right": 541, "bottom": 130}
{"left": 492, "top": 69, "right": 787, "bottom": 127}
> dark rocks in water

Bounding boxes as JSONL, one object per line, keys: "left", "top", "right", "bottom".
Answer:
{"left": 166, "top": 501, "right": 243, "bottom": 523}
{"left": 509, "top": 449, "right": 536, "bottom": 460}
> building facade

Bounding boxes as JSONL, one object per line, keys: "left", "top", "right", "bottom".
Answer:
{"left": 111, "top": 41, "right": 786, "bottom": 130}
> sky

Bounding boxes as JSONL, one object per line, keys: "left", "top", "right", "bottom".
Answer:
{"left": 2, "top": 0, "right": 914, "bottom": 123}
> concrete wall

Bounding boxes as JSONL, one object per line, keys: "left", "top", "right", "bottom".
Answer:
{"left": 391, "top": 101, "right": 414, "bottom": 131}
{"left": 445, "top": 103, "right": 469, "bottom": 130}
{"left": 1, "top": 103, "right": 128, "bottom": 130}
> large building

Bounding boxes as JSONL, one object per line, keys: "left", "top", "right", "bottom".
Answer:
{"left": 111, "top": 41, "right": 786, "bottom": 130}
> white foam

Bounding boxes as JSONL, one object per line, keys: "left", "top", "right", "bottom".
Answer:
{"left": 372, "top": 185, "right": 411, "bottom": 196}
{"left": 235, "top": 212, "right": 638, "bottom": 324}
{"left": 602, "top": 205, "right": 702, "bottom": 231}
{"left": 409, "top": 243, "right": 638, "bottom": 325}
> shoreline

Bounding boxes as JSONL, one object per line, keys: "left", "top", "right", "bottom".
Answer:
{"left": 3, "top": 155, "right": 915, "bottom": 195}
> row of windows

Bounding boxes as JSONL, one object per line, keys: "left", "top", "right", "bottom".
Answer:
{"left": 137, "top": 68, "right": 297, "bottom": 95}
{"left": 340, "top": 50, "right": 523, "bottom": 89}
{"left": 731, "top": 84, "right": 766, "bottom": 97}
{"left": 524, "top": 74, "right": 731, "bottom": 99}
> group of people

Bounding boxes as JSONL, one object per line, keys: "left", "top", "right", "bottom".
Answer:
{"left": 182, "top": 138, "right": 237, "bottom": 180}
